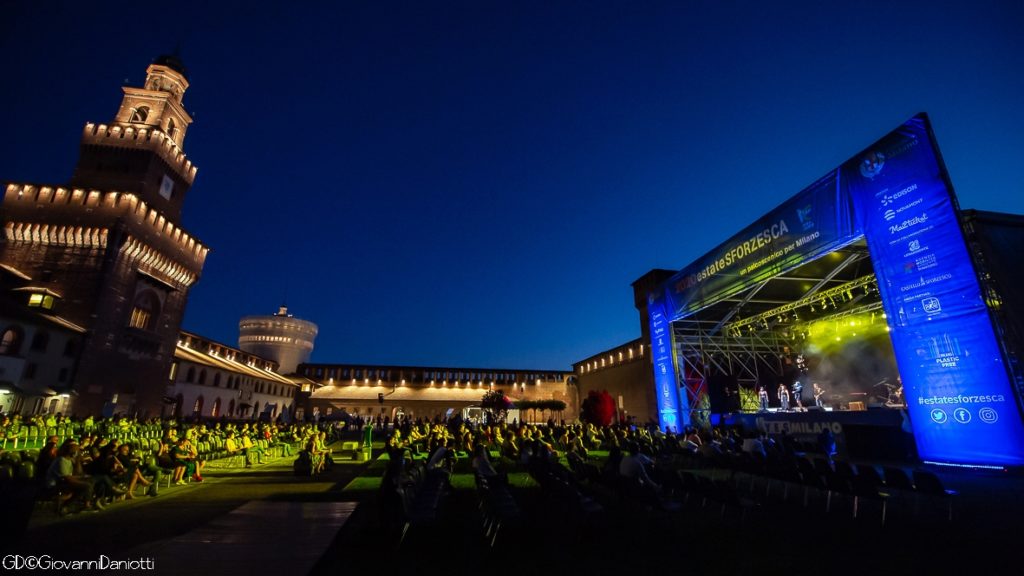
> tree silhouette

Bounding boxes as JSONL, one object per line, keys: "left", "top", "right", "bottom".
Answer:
{"left": 580, "top": 390, "right": 615, "bottom": 426}
{"left": 481, "top": 389, "right": 514, "bottom": 424}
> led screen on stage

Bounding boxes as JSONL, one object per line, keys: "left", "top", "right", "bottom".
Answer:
{"left": 842, "top": 114, "right": 1024, "bottom": 466}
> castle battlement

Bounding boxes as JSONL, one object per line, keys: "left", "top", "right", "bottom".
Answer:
{"left": 82, "top": 122, "right": 197, "bottom": 182}
{"left": 3, "top": 221, "right": 108, "bottom": 249}
{"left": 4, "top": 183, "right": 209, "bottom": 268}
{"left": 120, "top": 236, "right": 198, "bottom": 287}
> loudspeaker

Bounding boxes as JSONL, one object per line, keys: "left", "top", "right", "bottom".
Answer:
{"left": 806, "top": 405, "right": 824, "bottom": 412}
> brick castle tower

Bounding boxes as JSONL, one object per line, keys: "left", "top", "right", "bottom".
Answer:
{"left": 1, "top": 55, "right": 209, "bottom": 416}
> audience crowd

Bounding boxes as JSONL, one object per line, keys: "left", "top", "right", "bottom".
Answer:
{"left": 0, "top": 412, "right": 341, "bottom": 515}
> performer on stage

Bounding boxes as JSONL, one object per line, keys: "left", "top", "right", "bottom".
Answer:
{"left": 777, "top": 383, "right": 790, "bottom": 411}
{"left": 758, "top": 386, "right": 770, "bottom": 412}
{"left": 891, "top": 376, "right": 905, "bottom": 406}
{"left": 813, "top": 382, "right": 826, "bottom": 408}
{"left": 792, "top": 381, "right": 804, "bottom": 409}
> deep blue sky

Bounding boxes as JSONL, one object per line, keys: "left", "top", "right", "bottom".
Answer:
{"left": 2, "top": 1, "right": 1022, "bottom": 369}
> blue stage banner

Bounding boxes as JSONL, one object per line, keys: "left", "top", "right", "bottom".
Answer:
{"left": 649, "top": 293, "right": 686, "bottom": 432}
{"left": 664, "top": 171, "right": 856, "bottom": 320}
{"left": 843, "top": 114, "right": 1024, "bottom": 466}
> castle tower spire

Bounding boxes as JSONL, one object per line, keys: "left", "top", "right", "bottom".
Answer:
{"left": 69, "top": 54, "right": 197, "bottom": 222}
{"left": 1, "top": 56, "right": 209, "bottom": 417}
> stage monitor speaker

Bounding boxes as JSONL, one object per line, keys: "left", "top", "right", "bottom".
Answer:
{"left": 806, "top": 405, "right": 824, "bottom": 412}
{"left": 867, "top": 403, "right": 886, "bottom": 410}
{"left": 848, "top": 401, "right": 866, "bottom": 411}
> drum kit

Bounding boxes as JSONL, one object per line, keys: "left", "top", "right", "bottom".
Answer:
{"left": 874, "top": 379, "right": 905, "bottom": 407}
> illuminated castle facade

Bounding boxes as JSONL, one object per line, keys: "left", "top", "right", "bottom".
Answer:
{"left": 0, "top": 55, "right": 208, "bottom": 417}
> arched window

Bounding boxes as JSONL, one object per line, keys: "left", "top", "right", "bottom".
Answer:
{"left": 166, "top": 118, "right": 177, "bottom": 138}
{"left": 193, "top": 395, "right": 204, "bottom": 416}
{"left": 211, "top": 397, "right": 221, "bottom": 418}
{"left": 129, "top": 106, "right": 150, "bottom": 123}
{"left": 0, "top": 327, "right": 23, "bottom": 356}
{"left": 186, "top": 367, "right": 195, "bottom": 383}
{"left": 198, "top": 369, "right": 207, "bottom": 385}
{"left": 31, "top": 331, "right": 50, "bottom": 352}
{"left": 128, "top": 290, "right": 161, "bottom": 331}
{"left": 213, "top": 373, "right": 221, "bottom": 387}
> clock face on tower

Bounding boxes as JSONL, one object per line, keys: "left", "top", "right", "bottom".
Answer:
{"left": 159, "top": 174, "right": 174, "bottom": 200}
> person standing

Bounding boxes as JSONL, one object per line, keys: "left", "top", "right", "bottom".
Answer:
{"left": 813, "top": 383, "right": 826, "bottom": 408}
{"left": 792, "top": 381, "right": 804, "bottom": 409}
{"left": 778, "top": 383, "right": 790, "bottom": 411}
{"left": 758, "top": 387, "right": 770, "bottom": 412}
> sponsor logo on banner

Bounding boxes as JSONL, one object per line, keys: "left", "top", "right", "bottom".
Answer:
{"left": 889, "top": 213, "right": 928, "bottom": 234}
{"left": 756, "top": 417, "right": 843, "bottom": 435}
{"left": 899, "top": 274, "right": 952, "bottom": 292}
{"left": 916, "top": 253, "right": 937, "bottom": 271}
{"left": 860, "top": 151, "right": 886, "bottom": 179}
{"left": 884, "top": 197, "right": 925, "bottom": 222}
{"left": 929, "top": 333, "right": 962, "bottom": 368}
{"left": 904, "top": 239, "right": 930, "bottom": 257}
{"left": 922, "top": 297, "right": 942, "bottom": 315}
{"left": 880, "top": 183, "right": 918, "bottom": 206}
{"left": 796, "top": 204, "right": 815, "bottom": 231}
{"left": 902, "top": 255, "right": 937, "bottom": 275}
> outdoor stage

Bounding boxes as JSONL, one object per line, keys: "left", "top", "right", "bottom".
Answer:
{"left": 646, "top": 114, "right": 1024, "bottom": 468}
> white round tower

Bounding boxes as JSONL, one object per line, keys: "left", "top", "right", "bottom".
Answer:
{"left": 238, "top": 306, "right": 318, "bottom": 374}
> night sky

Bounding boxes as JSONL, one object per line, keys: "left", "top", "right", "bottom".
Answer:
{"left": 2, "top": 1, "right": 1022, "bottom": 370}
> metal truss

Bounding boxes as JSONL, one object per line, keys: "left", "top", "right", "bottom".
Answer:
{"left": 672, "top": 318, "right": 794, "bottom": 425}
{"left": 728, "top": 274, "right": 878, "bottom": 335}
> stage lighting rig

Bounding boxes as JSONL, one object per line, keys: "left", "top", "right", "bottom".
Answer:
{"left": 727, "top": 275, "right": 878, "bottom": 335}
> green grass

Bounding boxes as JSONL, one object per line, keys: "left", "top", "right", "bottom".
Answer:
{"left": 342, "top": 476, "right": 383, "bottom": 492}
